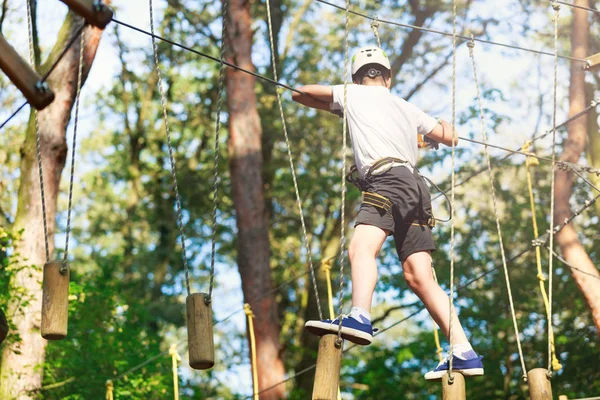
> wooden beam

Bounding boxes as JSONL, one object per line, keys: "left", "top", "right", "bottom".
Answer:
{"left": 528, "top": 368, "right": 553, "bottom": 400}
{"left": 0, "top": 34, "right": 54, "bottom": 110}
{"left": 442, "top": 372, "right": 466, "bottom": 400}
{"left": 186, "top": 292, "right": 214, "bottom": 370}
{"left": 585, "top": 53, "right": 600, "bottom": 70}
{"left": 312, "top": 334, "right": 343, "bottom": 400}
{"left": 41, "top": 261, "right": 70, "bottom": 340}
{"left": 58, "top": 0, "right": 113, "bottom": 29}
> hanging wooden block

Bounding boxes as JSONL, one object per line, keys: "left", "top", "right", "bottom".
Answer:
{"left": 186, "top": 292, "right": 214, "bottom": 370}
{"left": 557, "top": 396, "right": 568, "bottom": 400}
{"left": 0, "top": 307, "right": 8, "bottom": 344}
{"left": 58, "top": 0, "right": 113, "bottom": 29}
{"left": 0, "top": 34, "right": 55, "bottom": 110}
{"left": 312, "top": 334, "right": 343, "bottom": 400}
{"left": 442, "top": 372, "right": 466, "bottom": 400}
{"left": 585, "top": 53, "right": 600, "bottom": 70}
{"left": 527, "top": 368, "right": 553, "bottom": 400}
{"left": 41, "top": 261, "right": 70, "bottom": 340}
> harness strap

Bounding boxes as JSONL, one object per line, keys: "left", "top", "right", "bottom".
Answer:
{"left": 362, "top": 191, "right": 392, "bottom": 212}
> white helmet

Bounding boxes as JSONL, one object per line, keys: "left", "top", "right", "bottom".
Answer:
{"left": 351, "top": 46, "right": 391, "bottom": 76}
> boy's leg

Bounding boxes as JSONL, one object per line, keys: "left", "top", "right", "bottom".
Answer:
{"left": 402, "top": 251, "right": 469, "bottom": 344}
{"left": 348, "top": 224, "right": 389, "bottom": 313}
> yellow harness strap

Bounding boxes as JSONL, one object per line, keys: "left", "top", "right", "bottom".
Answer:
{"left": 362, "top": 191, "right": 392, "bottom": 212}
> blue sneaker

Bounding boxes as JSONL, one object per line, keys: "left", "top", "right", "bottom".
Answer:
{"left": 304, "top": 316, "right": 376, "bottom": 345}
{"left": 424, "top": 353, "right": 484, "bottom": 381}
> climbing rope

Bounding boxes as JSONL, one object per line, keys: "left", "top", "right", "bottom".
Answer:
{"left": 523, "top": 144, "right": 562, "bottom": 371}
{"left": 548, "top": 0, "right": 560, "bottom": 376}
{"left": 208, "top": 0, "right": 228, "bottom": 304}
{"left": 63, "top": 27, "right": 85, "bottom": 272}
{"left": 169, "top": 344, "right": 180, "bottom": 400}
{"left": 370, "top": 15, "right": 381, "bottom": 47}
{"left": 264, "top": 0, "right": 323, "bottom": 320}
{"left": 448, "top": 0, "right": 458, "bottom": 380}
{"left": 149, "top": 0, "right": 191, "bottom": 296}
{"left": 244, "top": 304, "right": 259, "bottom": 400}
{"left": 431, "top": 265, "right": 444, "bottom": 363}
{"left": 322, "top": 258, "right": 335, "bottom": 319}
{"left": 105, "top": 380, "right": 113, "bottom": 400}
{"left": 27, "top": 0, "right": 50, "bottom": 263}
{"left": 336, "top": 0, "right": 351, "bottom": 345}
{"left": 468, "top": 37, "right": 528, "bottom": 381}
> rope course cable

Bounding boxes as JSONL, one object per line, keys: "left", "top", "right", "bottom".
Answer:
{"left": 336, "top": 0, "right": 351, "bottom": 345}
{"left": 548, "top": 1, "right": 560, "bottom": 376}
{"left": 370, "top": 15, "right": 381, "bottom": 48}
{"left": 447, "top": 0, "right": 458, "bottom": 380}
{"left": 265, "top": 0, "right": 323, "bottom": 320}
{"left": 554, "top": 0, "right": 600, "bottom": 14}
{"left": 149, "top": 0, "right": 191, "bottom": 296}
{"left": 208, "top": 0, "right": 228, "bottom": 303}
{"left": 469, "top": 36, "right": 528, "bottom": 381}
{"left": 314, "top": 0, "right": 588, "bottom": 64}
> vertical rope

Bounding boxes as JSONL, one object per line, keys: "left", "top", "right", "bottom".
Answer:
{"left": 468, "top": 37, "right": 528, "bottom": 381}
{"left": 524, "top": 148, "right": 562, "bottom": 371}
{"left": 27, "top": 0, "right": 50, "bottom": 263}
{"left": 548, "top": 1, "right": 560, "bottom": 376}
{"left": 208, "top": 0, "right": 228, "bottom": 302}
{"left": 149, "top": 0, "right": 191, "bottom": 296}
{"left": 105, "top": 380, "right": 114, "bottom": 400}
{"left": 264, "top": 0, "right": 322, "bottom": 319}
{"left": 448, "top": 0, "right": 458, "bottom": 380}
{"left": 169, "top": 344, "right": 180, "bottom": 400}
{"left": 370, "top": 16, "right": 381, "bottom": 48}
{"left": 63, "top": 27, "right": 86, "bottom": 270}
{"left": 244, "top": 304, "right": 259, "bottom": 400}
{"left": 336, "top": 0, "right": 351, "bottom": 343}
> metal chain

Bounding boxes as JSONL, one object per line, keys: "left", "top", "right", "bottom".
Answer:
{"left": 63, "top": 27, "right": 85, "bottom": 271}
{"left": 468, "top": 37, "right": 528, "bottom": 381}
{"left": 208, "top": 0, "right": 228, "bottom": 303}
{"left": 264, "top": 0, "right": 322, "bottom": 319}
{"left": 548, "top": 0, "right": 560, "bottom": 376}
{"left": 149, "top": 0, "right": 191, "bottom": 296}
{"left": 448, "top": 0, "right": 458, "bottom": 380}
{"left": 336, "top": 0, "right": 351, "bottom": 345}
{"left": 27, "top": 0, "right": 50, "bottom": 263}
{"left": 370, "top": 15, "right": 381, "bottom": 48}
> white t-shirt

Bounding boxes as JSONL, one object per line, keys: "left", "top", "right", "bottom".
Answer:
{"left": 331, "top": 84, "right": 437, "bottom": 177}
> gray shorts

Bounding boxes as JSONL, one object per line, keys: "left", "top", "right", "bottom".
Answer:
{"left": 355, "top": 166, "right": 436, "bottom": 261}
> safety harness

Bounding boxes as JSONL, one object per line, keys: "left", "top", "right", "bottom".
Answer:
{"left": 346, "top": 157, "right": 452, "bottom": 228}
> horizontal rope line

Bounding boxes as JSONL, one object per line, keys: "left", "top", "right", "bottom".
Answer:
{"left": 554, "top": 0, "right": 600, "bottom": 14}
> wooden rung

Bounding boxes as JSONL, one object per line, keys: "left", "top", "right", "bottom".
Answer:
{"left": 41, "top": 261, "right": 70, "bottom": 340}
{"left": 528, "top": 368, "right": 553, "bottom": 400}
{"left": 585, "top": 53, "right": 600, "bottom": 70}
{"left": 0, "top": 35, "right": 54, "bottom": 110}
{"left": 186, "top": 293, "right": 215, "bottom": 370}
{"left": 442, "top": 372, "right": 466, "bottom": 400}
{"left": 312, "top": 334, "right": 343, "bottom": 400}
{"left": 59, "top": 0, "right": 113, "bottom": 29}
{"left": 0, "top": 308, "right": 8, "bottom": 344}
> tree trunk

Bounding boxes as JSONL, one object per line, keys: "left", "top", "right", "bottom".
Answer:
{"left": 554, "top": 0, "right": 600, "bottom": 333}
{"left": 0, "top": 12, "right": 107, "bottom": 399}
{"left": 223, "top": 0, "right": 286, "bottom": 398}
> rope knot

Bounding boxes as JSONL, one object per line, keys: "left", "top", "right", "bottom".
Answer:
{"left": 552, "top": 2, "right": 561, "bottom": 11}
{"left": 244, "top": 303, "right": 254, "bottom": 317}
{"left": 536, "top": 273, "right": 546, "bottom": 282}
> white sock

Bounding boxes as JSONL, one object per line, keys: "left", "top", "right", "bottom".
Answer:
{"left": 349, "top": 307, "right": 371, "bottom": 324}
{"left": 452, "top": 342, "right": 476, "bottom": 360}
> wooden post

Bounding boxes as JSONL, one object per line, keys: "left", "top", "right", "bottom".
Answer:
{"left": 442, "top": 372, "right": 466, "bottom": 400}
{"left": 0, "top": 35, "right": 55, "bottom": 110}
{"left": 186, "top": 292, "right": 214, "bottom": 370}
{"left": 558, "top": 396, "right": 568, "bottom": 400}
{"left": 0, "top": 307, "right": 8, "bottom": 344}
{"left": 312, "top": 334, "right": 343, "bottom": 400}
{"left": 41, "top": 261, "right": 70, "bottom": 340}
{"left": 58, "top": 0, "right": 113, "bottom": 29}
{"left": 528, "top": 368, "right": 553, "bottom": 400}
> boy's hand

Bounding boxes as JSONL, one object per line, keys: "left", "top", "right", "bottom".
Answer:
{"left": 423, "top": 135, "right": 439, "bottom": 150}
{"left": 330, "top": 109, "right": 344, "bottom": 118}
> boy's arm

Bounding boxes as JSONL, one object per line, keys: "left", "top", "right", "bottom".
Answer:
{"left": 291, "top": 85, "right": 334, "bottom": 111}
{"left": 426, "top": 119, "right": 459, "bottom": 147}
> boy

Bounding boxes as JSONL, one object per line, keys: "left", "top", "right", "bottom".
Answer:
{"left": 291, "top": 46, "right": 483, "bottom": 380}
